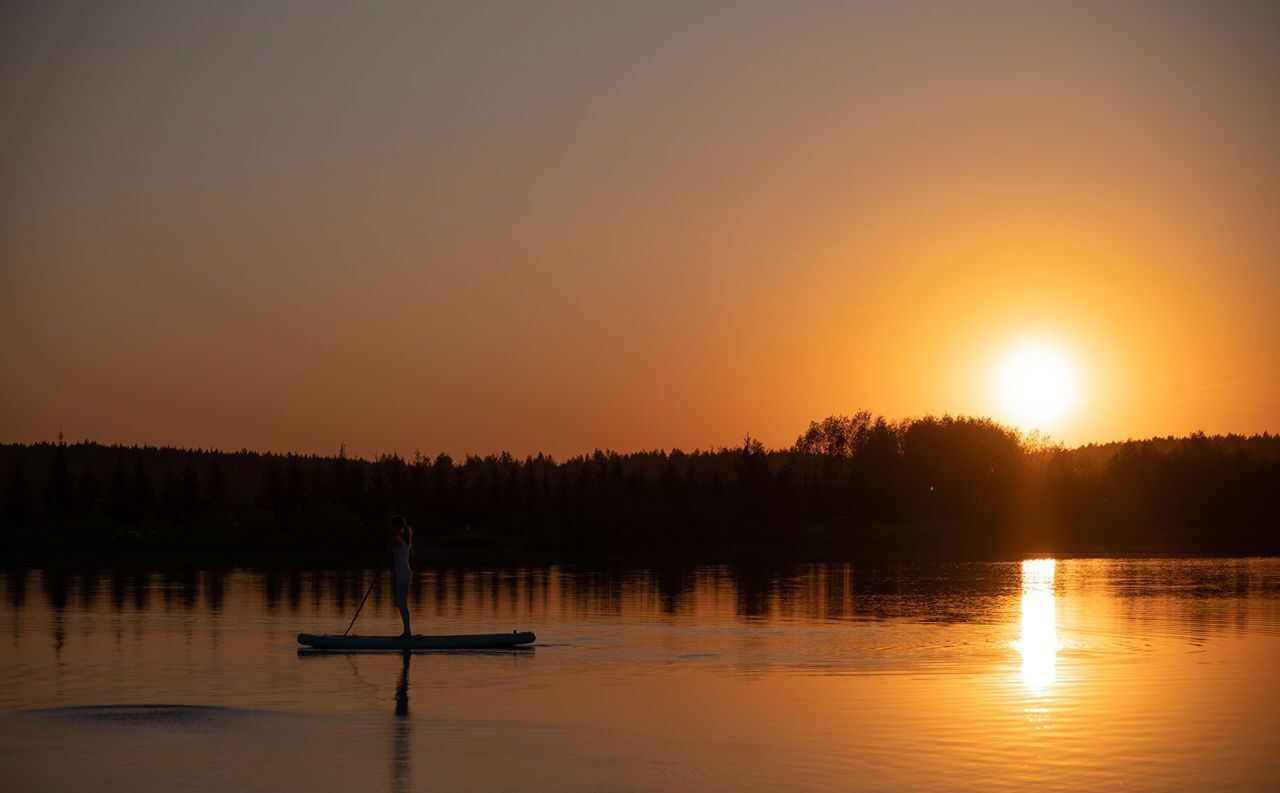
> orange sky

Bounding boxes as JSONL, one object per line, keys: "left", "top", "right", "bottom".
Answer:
{"left": 2, "top": 2, "right": 1277, "bottom": 458}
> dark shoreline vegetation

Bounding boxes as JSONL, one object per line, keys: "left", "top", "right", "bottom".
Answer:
{"left": 2, "top": 412, "right": 1277, "bottom": 562}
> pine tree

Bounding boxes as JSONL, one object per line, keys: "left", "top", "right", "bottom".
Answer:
{"left": 107, "top": 451, "right": 130, "bottom": 523}
{"left": 160, "top": 468, "right": 181, "bottom": 521}
{"left": 257, "top": 456, "right": 282, "bottom": 513}
{"left": 45, "top": 434, "right": 71, "bottom": 516}
{"left": 179, "top": 458, "right": 201, "bottom": 519}
{"left": 130, "top": 456, "right": 153, "bottom": 522}
{"left": 3, "top": 454, "right": 29, "bottom": 536}
{"left": 205, "top": 453, "right": 229, "bottom": 511}
{"left": 284, "top": 454, "right": 305, "bottom": 514}
{"left": 334, "top": 444, "right": 348, "bottom": 509}
{"left": 77, "top": 462, "right": 101, "bottom": 517}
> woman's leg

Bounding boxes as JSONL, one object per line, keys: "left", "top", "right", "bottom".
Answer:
{"left": 396, "top": 576, "right": 411, "bottom": 636}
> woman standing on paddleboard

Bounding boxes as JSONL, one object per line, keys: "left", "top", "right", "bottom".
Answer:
{"left": 390, "top": 515, "right": 413, "bottom": 637}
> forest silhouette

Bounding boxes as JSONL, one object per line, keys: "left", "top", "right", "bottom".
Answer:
{"left": 2, "top": 412, "right": 1276, "bottom": 560}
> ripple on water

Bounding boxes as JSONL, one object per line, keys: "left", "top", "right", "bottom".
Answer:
{"left": 22, "top": 704, "right": 267, "bottom": 729}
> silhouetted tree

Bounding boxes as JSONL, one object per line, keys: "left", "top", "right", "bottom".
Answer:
{"left": 45, "top": 435, "right": 72, "bottom": 517}
{"left": 432, "top": 453, "right": 455, "bottom": 519}
{"left": 77, "top": 461, "right": 101, "bottom": 517}
{"left": 129, "top": 456, "right": 153, "bottom": 522}
{"left": 159, "top": 469, "right": 181, "bottom": 522}
{"left": 283, "top": 454, "right": 305, "bottom": 514}
{"left": 106, "top": 452, "right": 130, "bottom": 523}
{"left": 2, "top": 453, "right": 29, "bottom": 540}
{"left": 334, "top": 444, "right": 349, "bottom": 508}
{"left": 0, "top": 420, "right": 1275, "bottom": 555}
{"left": 257, "top": 455, "right": 282, "bottom": 513}
{"left": 205, "top": 453, "right": 229, "bottom": 511}
{"left": 179, "top": 457, "right": 201, "bottom": 519}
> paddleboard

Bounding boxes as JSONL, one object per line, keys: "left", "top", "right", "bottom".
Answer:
{"left": 296, "top": 631, "right": 535, "bottom": 650}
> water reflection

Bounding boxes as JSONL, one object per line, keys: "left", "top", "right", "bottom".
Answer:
{"left": 11, "top": 560, "right": 1277, "bottom": 636}
{"left": 1016, "top": 559, "right": 1057, "bottom": 694}
{"left": 392, "top": 652, "right": 411, "bottom": 793}
{"left": 2, "top": 560, "right": 1278, "bottom": 793}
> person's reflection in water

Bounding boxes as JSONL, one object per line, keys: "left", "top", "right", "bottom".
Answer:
{"left": 391, "top": 651, "right": 411, "bottom": 793}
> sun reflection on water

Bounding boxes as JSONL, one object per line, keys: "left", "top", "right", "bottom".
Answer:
{"left": 1016, "top": 558, "right": 1057, "bottom": 695}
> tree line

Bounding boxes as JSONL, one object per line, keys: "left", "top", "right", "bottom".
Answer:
{"left": 1, "top": 414, "right": 1277, "bottom": 558}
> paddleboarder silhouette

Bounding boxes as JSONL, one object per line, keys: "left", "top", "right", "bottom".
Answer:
{"left": 389, "top": 515, "right": 414, "bottom": 638}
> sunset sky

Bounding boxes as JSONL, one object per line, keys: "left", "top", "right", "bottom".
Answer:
{"left": 3, "top": 1, "right": 1278, "bottom": 458}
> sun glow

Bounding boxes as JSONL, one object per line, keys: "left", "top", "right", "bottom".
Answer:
{"left": 992, "top": 338, "right": 1081, "bottom": 433}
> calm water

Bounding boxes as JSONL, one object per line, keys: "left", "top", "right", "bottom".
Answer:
{"left": 2, "top": 558, "right": 1278, "bottom": 792}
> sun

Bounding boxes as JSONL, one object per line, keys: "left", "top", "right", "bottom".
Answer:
{"left": 992, "top": 338, "right": 1081, "bottom": 432}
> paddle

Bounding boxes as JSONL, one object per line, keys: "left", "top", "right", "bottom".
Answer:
{"left": 343, "top": 545, "right": 390, "bottom": 636}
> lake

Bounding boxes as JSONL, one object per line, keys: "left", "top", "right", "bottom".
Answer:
{"left": 2, "top": 558, "right": 1278, "bottom": 791}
